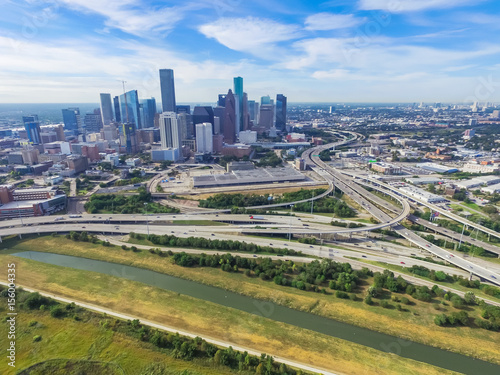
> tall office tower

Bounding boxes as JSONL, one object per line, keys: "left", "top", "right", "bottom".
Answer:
{"left": 217, "top": 94, "right": 226, "bottom": 107}
{"left": 140, "top": 98, "right": 157, "bottom": 128}
{"left": 177, "top": 113, "right": 189, "bottom": 141}
{"left": 213, "top": 107, "right": 225, "bottom": 135}
{"left": 223, "top": 89, "right": 236, "bottom": 144}
{"left": 84, "top": 109, "right": 103, "bottom": 134}
{"left": 159, "top": 112, "right": 181, "bottom": 149}
{"left": 62, "top": 108, "right": 81, "bottom": 132}
{"left": 259, "top": 105, "right": 274, "bottom": 129}
{"left": 176, "top": 105, "right": 190, "bottom": 114}
{"left": 233, "top": 77, "right": 243, "bottom": 131}
{"left": 275, "top": 94, "right": 287, "bottom": 131}
{"left": 122, "top": 122, "right": 138, "bottom": 154}
{"left": 242, "top": 93, "right": 249, "bottom": 131}
{"left": 102, "top": 123, "right": 119, "bottom": 141}
{"left": 55, "top": 124, "right": 65, "bottom": 141}
{"left": 234, "top": 95, "right": 240, "bottom": 135}
{"left": 24, "top": 121, "right": 42, "bottom": 144}
{"left": 159, "top": 69, "right": 176, "bottom": 112}
{"left": 248, "top": 100, "right": 256, "bottom": 121}
{"left": 113, "top": 96, "right": 121, "bottom": 123}
{"left": 213, "top": 116, "right": 220, "bottom": 135}
{"left": 195, "top": 123, "right": 213, "bottom": 154}
{"left": 192, "top": 106, "right": 214, "bottom": 129}
{"left": 22, "top": 114, "right": 39, "bottom": 123}
{"left": 99, "top": 93, "right": 114, "bottom": 125}
{"left": 119, "top": 90, "right": 142, "bottom": 129}
{"left": 261, "top": 95, "right": 271, "bottom": 105}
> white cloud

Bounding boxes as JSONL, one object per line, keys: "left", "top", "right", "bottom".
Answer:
{"left": 305, "top": 13, "right": 365, "bottom": 31}
{"left": 358, "top": 0, "right": 478, "bottom": 13}
{"left": 57, "top": 0, "right": 195, "bottom": 36}
{"left": 198, "top": 17, "right": 301, "bottom": 53}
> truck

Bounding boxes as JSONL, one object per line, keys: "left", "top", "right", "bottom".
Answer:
{"left": 249, "top": 215, "right": 265, "bottom": 220}
{"left": 69, "top": 214, "right": 82, "bottom": 218}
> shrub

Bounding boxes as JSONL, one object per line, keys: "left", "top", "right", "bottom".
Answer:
{"left": 335, "top": 290, "right": 349, "bottom": 299}
{"left": 50, "top": 305, "right": 65, "bottom": 318}
{"left": 380, "top": 300, "right": 391, "bottom": 309}
{"left": 33, "top": 335, "right": 42, "bottom": 342}
{"left": 364, "top": 295, "right": 373, "bottom": 305}
{"left": 400, "top": 297, "right": 410, "bottom": 305}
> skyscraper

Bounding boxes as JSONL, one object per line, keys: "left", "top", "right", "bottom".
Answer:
{"left": 23, "top": 116, "right": 42, "bottom": 145}
{"left": 140, "top": 98, "right": 157, "bottom": 128}
{"left": 195, "top": 123, "right": 213, "bottom": 154}
{"left": 192, "top": 106, "right": 214, "bottom": 128}
{"left": 84, "top": 109, "right": 103, "bottom": 134}
{"left": 261, "top": 95, "right": 271, "bottom": 105}
{"left": 159, "top": 112, "right": 181, "bottom": 150}
{"left": 121, "top": 122, "right": 138, "bottom": 154}
{"left": 223, "top": 89, "right": 236, "bottom": 144}
{"left": 242, "top": 93, "right": 249, "bottom": 131}
{"left": 62, "top": 108, "right": 81, "bottom": 132}
{"left": 233, "top": 77, "right": 243, "bottom": 131}
{"left": 217, "top": 94, "right": 226, "bottom": 107}
{"left": 99, "top": 93, "right": 114, "bottom": 125}
{"left": 259, "top": 105, "right": 274, "bottom": 129}
{"left": 275, "top": 94, "right": 287, "bottom": 131}
{"left": 160, "top": 69, "right": 176, "bottom": 112}
{"left": 119, "top": 90, "right": 142, "bottom": 129}
{"left": 113, "top": 96, "right": 121, "bottom": 123}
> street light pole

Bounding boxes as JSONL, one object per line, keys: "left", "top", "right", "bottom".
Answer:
{"left": 144, "top": 203, "right": 149, "bottom": 238}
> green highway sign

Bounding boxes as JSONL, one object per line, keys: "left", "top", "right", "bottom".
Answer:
{"left": 312, "top": 154, "right": 320, "bottom": 157}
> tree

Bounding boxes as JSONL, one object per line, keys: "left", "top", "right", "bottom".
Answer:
{"left": 464, "top": 291, "right": 476, "bottom": 305}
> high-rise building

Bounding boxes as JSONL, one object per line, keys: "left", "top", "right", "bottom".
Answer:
{"left": 22, "top": 115, "right": 41, "bottom": 144}
{"left": 99, "top": 93, "right": 114, "bottom": 125}
{"left": 213, "top": 107, "right": 225, "bottom": 135}
{"left": 275, "top": 94, "right": 287, "bottom": 131}
{"left": 160, "top": 69, "right": 176, "bottom": 112}
{"left": 192, "top": 106, "right": 214, "bottom": 129}
{"left": 195, "top": 123, "right": 213, "bottom": 154}
{"left": 140, "top": 98, "right": 157, "bottom": 128}
{"left": 261, "top": 95, "right": 271, "bottom": 105}
{"left": 177, "top": 113, "right": 189, "bottom": 141}
{"left": 55, "top": 124, "right": 65, "bottom": 141}
{"left": 121, "top": 122, "right": 138, "bottom": 154}
{"left": 223, "top": 89, "right": 236, "bottom": 144}
{"left": 113, "top": 96, "right": 121, "bottom": 123}
{"left": 218, "top": 94, "right": 226, "bottom": 107}
{"left": 234, "top": 77, "right": 243, "bottom": 131}
{"left": 84, "top": 109, "right": 103, "bottom": 134}
{"left": 159, "top": 112, "right": 181, "bottom": 149}
{"left": 62, "top": 108, "right": 81, "bottom": 132}
{"left": 242, "top": 93, "right": 249, "bottom": 131}
{"left": 176, "top": 105, "right": 190, "bottom": 114}
{"left": 119, "top": 90, "right": 142, "bottom": 129}
{"left": 259, "top": 105, "right": 274, "bottom": 129}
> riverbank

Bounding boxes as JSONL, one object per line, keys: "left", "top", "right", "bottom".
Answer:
{"left": 0, "top": 253, "right": 457, "bottom": 375}
{"left": 1, "top": 235, "right": 499, "bottom": 366}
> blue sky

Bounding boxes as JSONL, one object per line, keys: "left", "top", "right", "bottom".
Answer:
{"left": 1, "top": 0, "right": 500, "bottom": 103}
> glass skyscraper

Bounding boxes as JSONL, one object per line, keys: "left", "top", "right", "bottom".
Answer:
{"left": 160, "top": 69, "right": 176, "bottom": 112}
{"left": 23, "top": 115, "right": 41, "bottom": 144}
{"left": 119, "top": 90, "right": 142, "bottom": 129}
{"left": 99, "top": 93, "right": 114, "bottom": 125}
{"left": 140, "top": 98, "right": 157, "bottom": 128}
{"left": 62, "top": 108, "right": 81, "bottom": 132}
{"left": 233, "top": 76, "right": 243, "bottom": 131}
{"left": 276, "top": 94, "right": 287, "bottom": 131}
{"left": 113, "top": 96, "right": 121, "bottom": 123}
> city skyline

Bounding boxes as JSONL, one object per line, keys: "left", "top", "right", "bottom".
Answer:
{"left": 1, "top": 1, "right": 500, "bottom": 103}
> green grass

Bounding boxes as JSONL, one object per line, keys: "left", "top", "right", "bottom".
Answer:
{"left": 0, "top": 299, "right": 239, "bottom": 375}
{"left": 0, "top": 254, "right": 460, "bottom": 375}
{"left": 1, "top": 236, "right": 499, "bottom": 368}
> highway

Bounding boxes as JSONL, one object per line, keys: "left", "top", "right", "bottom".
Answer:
{"left": 303, "top": 137, "right": 500, "bottom": 286}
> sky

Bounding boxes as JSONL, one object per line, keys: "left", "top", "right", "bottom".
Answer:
{"left": 1, "top": 0, "right": 500, "bottom": 104}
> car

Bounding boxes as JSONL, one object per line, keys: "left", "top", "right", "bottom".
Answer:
{"left": 157, "top": 216, "right": 160, "bottom": 218}
{"left": 468, "top": 265, "right": 473, "bottom": 269}
{"left": 211, "top": 234, "right": 215, "bottom": 236}
{"left": 426, "top": 244, "right": 431, "bottom": 247}
{"left": 173, "top": 216, "right": 176, "bottom": 218}
{"left": 215, "top": 214, "right": 219, "bottom": 217}
{"left": 82, "top": 226, "right": 86, "bottom": 228}
{"left": 253, "top": 255, "right": 257, "bottom": 257}
{"left": 400, "top": 262, "right": 405, "bottom": 264}
{"left": 183, "top": 232, "right": 187, "bottom": 235}
{"left": 284, "top": 244, "right": 288, "bottom": 246}
{"left": 491, "top": 275, "right": 497, "bottom": 279}
{"left": 361, "top": 255, "right": 367, "bottom": 258}
{"left": 269, "top": 243, "right": 273, "bottom": 246}
{"left": 449, "top": 254, "right": 454, "bottom": 257}
{"left": 170, "top": 231, "right": 174, "bottom": 233}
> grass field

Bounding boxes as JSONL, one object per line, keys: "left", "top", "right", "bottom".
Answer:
{"left": 1, "top": 236, "right": 499, "bottom": 367}
{"left": 0, "top": 298, "right": 240, "bottom": 375}
{"left": 0, "top": 253, "right": 460, "bottom": 375}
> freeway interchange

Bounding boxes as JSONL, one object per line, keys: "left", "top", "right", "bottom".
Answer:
{"left": 1, "top": 131, "right": 500, "bottom": 286}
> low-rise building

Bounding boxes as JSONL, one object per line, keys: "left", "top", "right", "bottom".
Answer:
{"left": 371, "top": 162, "right": 402, "bottom": 175}
{"left": 399, "top": 185, "right": 447, "bottom": 203}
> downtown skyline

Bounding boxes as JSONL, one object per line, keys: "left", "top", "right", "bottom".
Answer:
{"left": 1, "top": 0, "right": 500, "bottom": 103}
